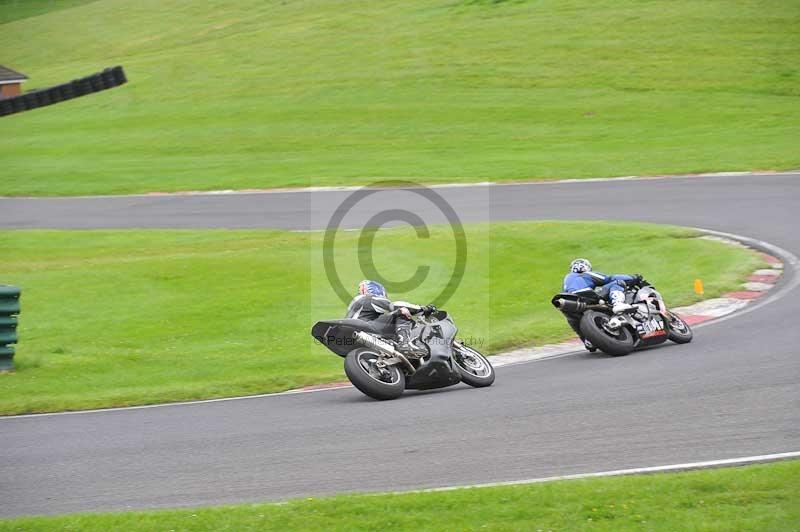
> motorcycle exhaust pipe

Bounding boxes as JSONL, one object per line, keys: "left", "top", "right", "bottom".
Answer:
{"left": 353, "top": 331, "right": 416, "bottom": 374}
{"left": 554, "top": 298, "right": 586, "bottom": 313}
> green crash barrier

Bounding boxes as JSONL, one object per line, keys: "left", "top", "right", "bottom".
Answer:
{"left": 0, "top": 286, "right": 21, "bottom": 371}
{"left": 0, "top": 319, "right": 17, "bottom": 344}
{"left": 0, "top": 299, "right": 20, "bottom": 315}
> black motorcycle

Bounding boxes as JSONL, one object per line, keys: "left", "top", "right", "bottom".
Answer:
{"left": 311, "top": 308, "right": 495, "bottom": 400}
{"left": 551, "top": 278, "right": 693, "bottom": 356}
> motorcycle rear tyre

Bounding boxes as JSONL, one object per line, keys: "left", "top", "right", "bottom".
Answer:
{"left": 344, "top": 348, "right": 405, "bottom": 400}
{"left": 579, "top": 310, "right": 635, "bottom": 356}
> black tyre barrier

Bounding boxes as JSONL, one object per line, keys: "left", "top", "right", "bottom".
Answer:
{"left": 0, "top": 66, "right": 128, "bottom": 118}
{"left": 10, "top": 96, "right": 26, "bottom": 112}
{"left": 22, "top": 92, "right": 39, "bottom": 110}
{"left": 89, "top": 73, "right": 104, "bottom": 92}
{"left": 111, "top": 66, "right": 126, "bottom": 85}
{"left": 100, "top": 68, "right": 115, "bottom": 88}
{"left": 47, "top": 86, "right": 63, "bottom": 104}
{"left": 34, "top": 89, "right": 51, "bottom": 107}
{"left": 71, "top": 78, "right": 88, "bottom": 97}
{"left": 80, "top": 76, "right": 95, "bottom": 94}
{"left": 57, "top": 83, "right": 74, "bottom": 101}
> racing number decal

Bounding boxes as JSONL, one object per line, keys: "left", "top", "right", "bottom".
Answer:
{"left": 638, "top": 317, "right": 666, "bottom": 338}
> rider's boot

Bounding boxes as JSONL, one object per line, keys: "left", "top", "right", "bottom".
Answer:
{"left": 583, "top": 338, "right": 597, "bottom": 352}
{"left": 394, "top": 326, "right": 426, "bottom": 356}
{"left": 610, "top": 290, "right": 635, "bottom": 314}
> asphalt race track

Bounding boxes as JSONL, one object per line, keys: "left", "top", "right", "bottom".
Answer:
{"left": 1, "top": 172, "right": 798, "bottom": 517}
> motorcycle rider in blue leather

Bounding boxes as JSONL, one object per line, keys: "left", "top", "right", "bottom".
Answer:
{"left": 563, "top": 258, "right": 639, "bottom": 314}
{"left": 346, "top": 280, "right": 434, "bottom": 355}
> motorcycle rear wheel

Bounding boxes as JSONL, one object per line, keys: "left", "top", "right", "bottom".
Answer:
{"left": 579, "top": 310, "right": 635, "bottom": 356}
{"left": 453, "top": 344, "right": 495, "bottom": 387}
{"left": 666, "top": 313, "right": 693, "bottom": 344}
{"left": 344, "top": 348, "right": 405, "bottom": 400}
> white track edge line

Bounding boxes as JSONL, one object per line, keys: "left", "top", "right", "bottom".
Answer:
{"left": 0, "top": 229, "right": 795, "bottom": 420}
{"left": 410, "top": 451, "right": 800, "bottom": 494}
{"left": 0, "top": 384, "right": 354, "bottom": 420}
{"left": 2, "top": 170, "right": 798, "bottom": 200}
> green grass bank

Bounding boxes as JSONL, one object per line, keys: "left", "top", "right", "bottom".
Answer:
{"left": 1, "top": 0, "right": 798, "bottom": 196}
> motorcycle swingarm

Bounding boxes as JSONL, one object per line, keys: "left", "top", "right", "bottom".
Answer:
{"left": 377, "top": 356, "right": 405, "bottom": 367}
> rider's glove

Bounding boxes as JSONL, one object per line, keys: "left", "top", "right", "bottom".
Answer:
{"left": 632, "top": 274, "right": 644, "bottom": 285}
{"left": 396, "top": 307, "right": 413, "bottom": 320}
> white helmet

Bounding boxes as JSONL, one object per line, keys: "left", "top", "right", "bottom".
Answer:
{"left": 570, "top": 258, "right": 592, "bottom": 273}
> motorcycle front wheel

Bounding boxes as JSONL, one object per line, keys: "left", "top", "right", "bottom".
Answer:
{"left": 453, "top": 343, "right": 495, "bottom": 387}
{"left": 579, "top": 310, "right": 635, "bottom": 356}
{"left": 344, "top": 348, "right": 405, "bottom": 400}
{"left": 666, "top": 313, "right": 693, "bottom": 344}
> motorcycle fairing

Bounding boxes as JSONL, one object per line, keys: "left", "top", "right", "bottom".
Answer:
{"left": 405, "top": 314, "right": 461, "bottom": 390}
{"left": 634, "top": 314, "right": 668, "bottom": 344}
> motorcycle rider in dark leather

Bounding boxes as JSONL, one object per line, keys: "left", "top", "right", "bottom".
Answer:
{"left": 346, "top": 280, "right": 434, "bottom": 355}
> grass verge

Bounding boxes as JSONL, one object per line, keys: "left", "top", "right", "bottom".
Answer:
{"left": 0, "top": 0, "right": 798, "bottom": 195}
{"left": 0, "top": 221, "right": 763, "bottom": 415}
{"left": 0, "top": 0, "right": 97, "bottom": 25}
{"left": 2, "top": 460, "right": 798, "bottom": 530}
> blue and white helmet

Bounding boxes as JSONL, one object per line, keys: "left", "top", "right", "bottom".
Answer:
{"left": 570, "top": 258, "right": 592, "bottom": 273}
{"left": 358, "top": 280, "right": 387, "bottom": 298}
